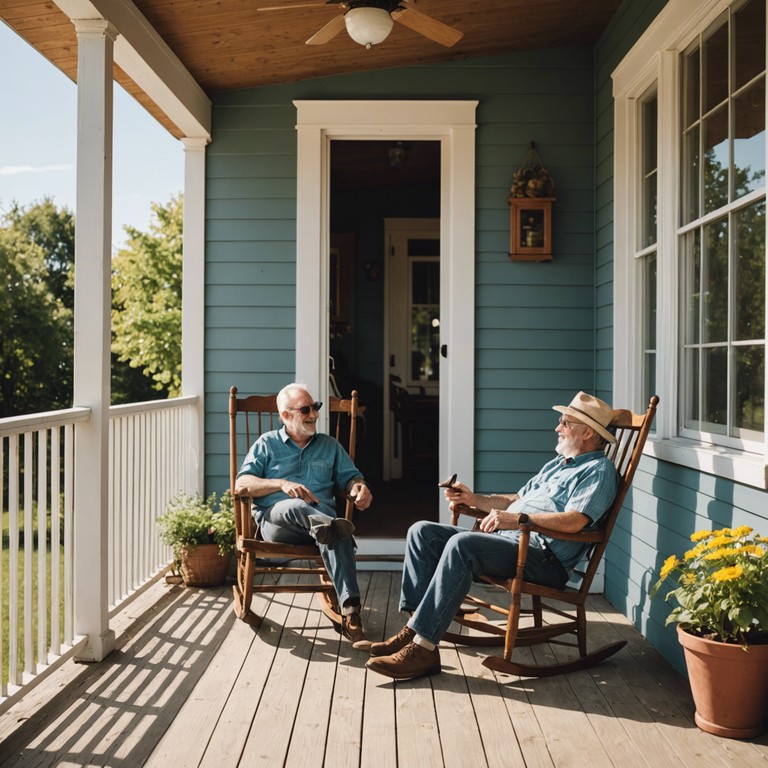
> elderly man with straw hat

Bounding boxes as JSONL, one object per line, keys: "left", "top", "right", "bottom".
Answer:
{"left": 366, "top": 391, "right": 620, "bottom": 681}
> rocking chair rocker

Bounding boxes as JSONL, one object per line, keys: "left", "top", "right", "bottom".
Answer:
{"left": 229, "top": 386, "right": 361, "bottom": 628}
{"left": 447, "top": 394, "right": 658, "bottom": 677}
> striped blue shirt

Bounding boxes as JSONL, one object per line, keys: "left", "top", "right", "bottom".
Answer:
{"left": 499, "top": 450, "right": 619, "bottom": 569}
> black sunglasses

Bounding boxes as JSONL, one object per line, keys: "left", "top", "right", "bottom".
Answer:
{"left": 289, "top": 401, "right": 323, "bottom": 415}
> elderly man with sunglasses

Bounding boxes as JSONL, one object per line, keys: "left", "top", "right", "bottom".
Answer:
{"left": 235, "top": 382, "right": 373, "bottom": 647}
{"left": 365, "top": 391, "right": 619, "bottom": 681}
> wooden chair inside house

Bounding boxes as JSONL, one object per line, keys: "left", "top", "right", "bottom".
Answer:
{"left": 229, "top": 386, "right": 361, "bottom": 627}
{"left": 445, "top": 394, "right": 659, "bottom": 677}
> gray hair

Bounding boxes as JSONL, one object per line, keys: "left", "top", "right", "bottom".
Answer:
{"left": 277, "top": 382, "right": 312, "bottom": 415}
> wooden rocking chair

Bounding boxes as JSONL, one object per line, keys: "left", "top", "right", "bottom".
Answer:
{"left": 447, "top": 394, "right": 659, "bottom": 677}
{"left": 229, "top": 386, "right": 361, "bottom": 627}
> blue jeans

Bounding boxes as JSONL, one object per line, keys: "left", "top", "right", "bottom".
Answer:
{"left": 259, "top": 499, "right": 360, "bottom": 608}
{"left": 402, "top": 521, "right": 569, "bottom": 645}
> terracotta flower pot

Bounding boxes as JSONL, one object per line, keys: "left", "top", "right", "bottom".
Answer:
{"left": 677, "top": 625, "right": 768, "bottom": 738}
{"left": 179, "top": 543, "right": 231, "bottom": 587}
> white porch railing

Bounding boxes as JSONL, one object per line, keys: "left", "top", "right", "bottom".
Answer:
{"left": 0, "top": 397, "right": 198, "bottom": 712}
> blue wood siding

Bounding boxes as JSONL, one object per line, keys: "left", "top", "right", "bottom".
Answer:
{"left": 206, "top": 49, "right": 602, "bottom": 494}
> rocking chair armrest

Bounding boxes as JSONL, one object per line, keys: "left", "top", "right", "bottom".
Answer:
{"left": 450, "top": 502, "right": 486, "bottom": 526}
{"left": 452, "top": 503, "right": 604, "bottom": 544}
{"left": 519, "top": 522, "right": 604, "bottom": 544}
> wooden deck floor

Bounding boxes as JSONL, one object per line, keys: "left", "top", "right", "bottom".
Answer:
{"left": 2, "top": 570, "right": 768, "bottom": 768}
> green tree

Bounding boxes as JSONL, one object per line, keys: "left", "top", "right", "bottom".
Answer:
{"left": 0, "top": 222, "right": 72, "bottom": 416}
{"left": 111, "top": 195, "right": 183, "bottom": 399}
{"left": 4, "top": 198, "right": 75, "bottom": 310}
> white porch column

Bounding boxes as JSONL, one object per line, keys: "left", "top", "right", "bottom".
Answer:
{"left": 72, "top": 18, "right": 116, "bottom": 661}
{"left": 181, "top": 137, "right": 208, "bottom": 494}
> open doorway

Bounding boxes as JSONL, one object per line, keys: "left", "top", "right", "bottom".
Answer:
{"left": 294, "top": 99, "right": 478, "bottom": 556}
{"left": 329, "top": 140, "right": 440, "bottom": 537}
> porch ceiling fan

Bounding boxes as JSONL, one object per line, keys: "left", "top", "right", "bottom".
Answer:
{"left": 258, "top": 0, "right": 463, "bottom": 49}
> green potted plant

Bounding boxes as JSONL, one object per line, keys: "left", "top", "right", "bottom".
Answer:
{"left": 157, "top": 490, "right": 236, "bottom": 587}
{"left": 652, "top": 525, "right": 768, "bottom": 738}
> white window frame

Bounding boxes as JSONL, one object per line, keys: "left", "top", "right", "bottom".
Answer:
{"left": 613, "top": 0, "right": 768, "bottom": 488}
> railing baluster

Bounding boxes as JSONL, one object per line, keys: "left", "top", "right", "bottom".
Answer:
{"left": 9, "top": 434, "right": 20, "bottom": 688}
{"left": 24, "top": 432, "right": 33, "bottom": 678}
{"left": 64, "top": 422, "right": 75, "bottom": 648}
{"left": 51, "top": 427, "right": 61, "bottom": 657}
{"left": 37, "top": 428, "right": 48, "bottom": 672}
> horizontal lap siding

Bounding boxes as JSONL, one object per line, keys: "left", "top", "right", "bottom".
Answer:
{"left": 205, "top": 49, "right": 601, "bottom": 494}
{"left": 474, "top": 50, "right": 599, "bottom": 493}
{"left": 206, "top": 96, "right": 298, "bottom": 486}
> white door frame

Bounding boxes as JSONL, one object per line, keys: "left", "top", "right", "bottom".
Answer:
{"left": 294, "top": 100, "right": 477, "bottom": 553}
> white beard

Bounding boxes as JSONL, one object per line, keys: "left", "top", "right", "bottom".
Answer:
{"left": 556, "top": 435, "right": 580, "bottom": 459}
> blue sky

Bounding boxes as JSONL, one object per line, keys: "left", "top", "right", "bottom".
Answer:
{"left": 0, "top": 21, "right": 184, "bottom": 250}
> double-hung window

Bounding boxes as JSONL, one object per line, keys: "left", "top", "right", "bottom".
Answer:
{"left": 614, "top": 0, "right": 767, "bottom": 487}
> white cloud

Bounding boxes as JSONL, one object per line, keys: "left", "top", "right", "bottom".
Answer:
{"left": 0, "top": 164, "right": 74, "bottom": 175}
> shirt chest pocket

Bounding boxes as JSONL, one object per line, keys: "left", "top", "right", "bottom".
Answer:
{"left": 306, "top": 459, "right": 334, "bottom": 490}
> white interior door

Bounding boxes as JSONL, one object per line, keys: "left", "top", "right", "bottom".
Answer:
{"left": 384, "top": 219, "right": 440, "bottom": 480}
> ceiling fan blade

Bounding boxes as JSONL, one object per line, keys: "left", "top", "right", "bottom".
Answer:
{"left": 306, "top": 14, "right": 347, "bottom": 45}
{"left": 258, "top": 2, "right": 335, "bottom": 11}
{"left": 392, "top": 3, "right": 463, "bottom": 48}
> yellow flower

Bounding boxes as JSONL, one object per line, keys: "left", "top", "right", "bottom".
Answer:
{"left": 684, "top": 543, "right": 706, "bottom": 560}
{"left": 659, "top": 555, "right": 678, "bottom": 580}
{"left": 735, "top": 544, "right": 765, "bottom": 557}
{"left": 706, "top": 535, "right": 735, "bottom": 549}
{"left": 712, "top": 565, "right": 743, "bottom": 582}
{"left": 703, "top": 547, "right": 737, "bottom": 561}
{"left": 730, "top": 525, "right": 753, "bottom": 538}
{"left": 690, "top": 530, "right": 713, "bottom": 542}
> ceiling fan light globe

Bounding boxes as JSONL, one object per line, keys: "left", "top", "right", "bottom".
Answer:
{"left": 344, "top": 7, "right": 393, "bottom": 48}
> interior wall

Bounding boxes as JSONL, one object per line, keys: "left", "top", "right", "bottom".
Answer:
{"left": 330, "top": 177, "right": 440, "bottom": 480}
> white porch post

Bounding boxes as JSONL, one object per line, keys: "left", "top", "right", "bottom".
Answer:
{"left": 181, "top": 137, "right": 208, "bottom": 494}
{"left": 72, "top": 18, "right": 116, "bottom": 661}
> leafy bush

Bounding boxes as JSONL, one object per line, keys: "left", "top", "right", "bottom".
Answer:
{"left": 157, "top": 490, "right": 235, "bottom": 562}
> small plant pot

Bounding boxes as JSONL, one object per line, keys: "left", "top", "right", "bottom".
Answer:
{"left": 179, "top": 543, "right": 231, "bottom": 587}
{"left": 678, "top": 625, "right": 768, "bottom": 739}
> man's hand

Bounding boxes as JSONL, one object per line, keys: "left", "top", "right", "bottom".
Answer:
{"left": 443, "top": 481, "right": 475, "bottom": 507}
{"left": 347, "top": 481, "right": 373, "bottom": 511}
{"left": 280, "top": 481, "right": 320, "bottom": 505}
{"left": 479, "top": 508, "right": 590, "bottom": 534}
{"left": 478, "top": 508, "right": 527, "bottom": 533}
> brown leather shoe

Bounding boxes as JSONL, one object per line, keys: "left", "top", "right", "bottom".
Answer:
{"left": 365, "top": 642, "right": 441, "bottom": 680}
{"left": 314, "top": 517, "right": 355, "bottom": 545}
{"left": 368, "top": 625, "right": 415, "bottom": 657}
{"left": 342, "top": 612, "right": 371, "bottom": 650}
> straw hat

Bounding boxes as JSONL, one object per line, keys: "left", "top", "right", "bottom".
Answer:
{"left": 553, "top": 391, "right": 616, "bottom": 443}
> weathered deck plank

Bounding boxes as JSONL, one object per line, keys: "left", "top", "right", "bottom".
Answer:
{"left": 360, "top": 573, "right": 400, "bottom": 768}
{"left": 2, "top": 574, "right": 768, "bottom": 768}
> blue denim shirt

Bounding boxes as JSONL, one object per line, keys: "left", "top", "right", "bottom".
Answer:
{"left": 499, "top": 450, "right": 619, "bottom": 569}
{"left": 236, "top": 426, "right": 363, "bottom": 520}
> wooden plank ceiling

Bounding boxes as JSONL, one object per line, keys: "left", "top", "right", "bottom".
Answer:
{"left": 1, "top": 0, "right": 622, "bottom": 138}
